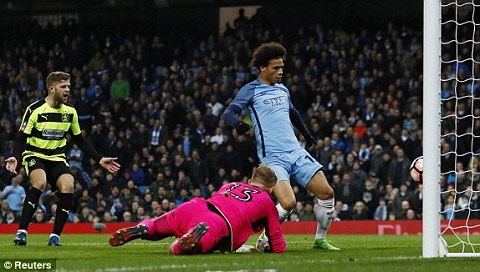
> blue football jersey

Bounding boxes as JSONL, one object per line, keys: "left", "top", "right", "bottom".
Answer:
{"left": 230, "top": 78, "right": 300, "bottom": 158}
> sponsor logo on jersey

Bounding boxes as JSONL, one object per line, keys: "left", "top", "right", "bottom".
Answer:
{"left": 42, "top": 129, "right": 65, "bottom": 139}
{"left": 263, "top": 96, "right": 288, "bottom": 106}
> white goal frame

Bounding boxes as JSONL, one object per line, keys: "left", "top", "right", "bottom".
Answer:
{"left": 423, "top": 0, "right": 442, "bottom": 258}
{"left": 423, "top": 0, "right": 480, "bottom": 257}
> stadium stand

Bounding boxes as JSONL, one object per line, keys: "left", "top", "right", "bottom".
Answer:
{"left": 0, "top": 2, "right": 431, "bottom": 225}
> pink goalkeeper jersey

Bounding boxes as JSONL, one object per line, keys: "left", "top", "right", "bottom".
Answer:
{"left": 207, "top": 182, "right": 286, "bottom": 253}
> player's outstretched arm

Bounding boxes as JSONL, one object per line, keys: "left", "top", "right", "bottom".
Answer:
{"left": 72, "top": 133, "right": 121, "bottom": 172}
{"left": 5, "top": 131, "right": 28, "bottom": 174}
{"left": 99, "top": 157, "right": 121, "bottom": 173}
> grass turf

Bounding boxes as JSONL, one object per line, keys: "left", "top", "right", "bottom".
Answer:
{"left": 1, "top": 234, "right": 479, "bottom": 272}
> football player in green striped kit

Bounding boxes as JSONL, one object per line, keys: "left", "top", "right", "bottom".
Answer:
{"left": 5, "top": 71, "right": 121, "bottom": 246}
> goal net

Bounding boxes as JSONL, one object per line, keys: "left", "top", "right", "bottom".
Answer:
{"left": 424, "top": 0, "right": 480, "bottom": 257}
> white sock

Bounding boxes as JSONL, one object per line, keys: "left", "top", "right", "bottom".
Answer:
{"left": 49, "top": 233, "right": 60, "bottom": 239}
{"left": 314, "top": 198, "right": 334, "bottom": 239}
{"left": 276, "top": 203, "right": 292, "bottom": 223}
{"left": 17, "top": 229, "right": 27, "bottom": 234}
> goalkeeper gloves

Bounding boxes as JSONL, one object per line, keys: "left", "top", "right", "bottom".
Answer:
{"left": 306, "top": 135, "right": 317, "bottom": 148}
{"left": 235, "top": 121, "right": 251, "bottom": 135}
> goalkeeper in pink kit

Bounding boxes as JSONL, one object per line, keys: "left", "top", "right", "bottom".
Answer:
{"left": 109, "top": 165, "right": 286, "bottom": 254}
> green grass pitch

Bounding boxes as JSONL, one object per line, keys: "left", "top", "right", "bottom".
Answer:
{"left": 1, "top": 234, "right": 479, "bottom": 272}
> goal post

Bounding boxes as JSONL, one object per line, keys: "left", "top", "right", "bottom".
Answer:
{"left": 423, "top": 0, "right": 442, "bottom": 258}
{"left": 424, "top": 0, "right": 480, "bottom": 257}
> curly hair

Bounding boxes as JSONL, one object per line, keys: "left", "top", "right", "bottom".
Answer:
{"left": 251, "top": 42, "right": 286, "bottom": 70}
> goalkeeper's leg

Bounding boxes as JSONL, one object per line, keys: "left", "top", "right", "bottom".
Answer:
{"left": 109, "top": 213, "right": 175, "bottom": 246}
{"left": 257, "top": 181, "right": 294, "bottom": 249}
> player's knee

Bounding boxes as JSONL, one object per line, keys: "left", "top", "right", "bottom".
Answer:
{"left": 281, "top": 200, "right": 296, "bottom": 211}
{"left": 58, "top": 181, "right": 74, "bottom": 193}
{"left": 57, "top": 174, "right": 74, "bottom": 193}
{"left": 62, "top": 185, "right": 74, "bottom": 193}
{"left": 317, "top": 187, "right": 334, "bottom": 200}
{"left": 31, "top": 180, "right": 46, "bottom": 190}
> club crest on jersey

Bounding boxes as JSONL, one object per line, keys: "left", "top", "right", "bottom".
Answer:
{"left": 29, "top": 158, "right": 36, "bottom": 167}
{"left": 62, "top": 112, "right": 70, "bottom": 123}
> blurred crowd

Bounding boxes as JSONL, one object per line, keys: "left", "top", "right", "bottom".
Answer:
{"left": 1, "top": 8, "right": 480, "bottom": 226}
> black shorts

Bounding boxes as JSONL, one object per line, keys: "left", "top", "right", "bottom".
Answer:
{"left": 24, "top": 157, "right": 72, "bottom": 192}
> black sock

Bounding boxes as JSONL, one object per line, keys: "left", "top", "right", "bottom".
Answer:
{"left": 18, "top": 187, "right": 43, "bottom": 231}
{"left": 52, "top": 193, "right": 73, "bottom": 236}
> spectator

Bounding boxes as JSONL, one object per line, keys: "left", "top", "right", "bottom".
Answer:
{"left": 66, "top": 144, "right": 85, "bottom": 170}
{"left": 175, "top": 188, "right": 190, "bottom": 206}
{"left": 351, "top": 201, "right": 369, "bottom": 220}
{"left": 149, "top": 119, "right": 169, "bottom": 151}
{"left": 442, "top": 194, "right": 456, "bottom": 220}
{"left": 129, "top": 164, "right": 146, "bottom": 186}
{"left": 218, "top": 144, "right": 242, "bottom": 174}
{"left": 350, "top": 161, "right": 368, "bottom": 187}
{"left": 298, "top": 201, "right": 316, "bottom": 221}
{"left": 186, "top": 149, "right": 209, "bottom": 197}
{"left": 233, "top": 8, "right": 250, "bottom": 40}
{"left": 5, "top": 211, "right": 18, "bottom": 224}
{"left": 333, "top": 200, "right": 351, "bottom": 221}
{"left": 148, "top": 172, "right": 166, "bottom": 197}
{"left": 1, "top": 199, "right": 12, "bottom": 221}
{"left": 335, "top": 172, "right": 361, "bottom": 208}
{"left": 250, "top": 7, "right": 271, "bottom": 34}
{"left": 361, "top": 179, "right": 379, "bottom": 219}
{"left": 205, "top": 142, "right": 222, "bottom": 181}
{"left": 33, "top": 208, "right": 47, "bottom": 223}
{"left": 175, "top": 170, "right": 192, "bottom": 192}
{"left": 122, "top": 211, "right": 134, "bottom": 222}
{"left": 289, "top": 212, "right": 300, "bottom": 222}
{"left": 103, "top": 211, "right": 117, "bottom": 223}
{"left": 369, "top": 145, "right": 384, "bottom": 177}
{"left": 410, "top": 183, "right": 423, "bottom": 218}
{"left": 75, "top": 87, "right": 94, "bottom": 135}
{"left": 172, "top": 155, "right": 187, "bottom": 179}
{"left": 378, "top": 151, "right": 392, "bottom": 186}
{"left": 210, "top": 127, "right": 226, "bottom": 146}
{"left": 387, "top": 148, "right": 411, "bottom": 188}
{"left": 405, "top": 208, "right": 418, "bottom": 220}
{"left": 206, "top": 94, "right": 224, "bottom": 117}
{"left": 392, "top": 183, "right": 413, "bottom": 218}
{"left": 110, "top": 71, "right": 130, "bottom": 103}
{"left": 383, "top": 183, "right": 397, "bottom": 212}
{"left": 110, "top": 198, "right": 124, "bottom": 221}
{"left": 72, "top": 214, "right": 81, "bottom": 223}
{"left": 395, "top": 200, "right": 412, "bottom": 220}
{"left": 373, "top": 197, "right": 388, "bottom": 220}
{"left": 0, "top": 174, "right": 26, "bottom": 217}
